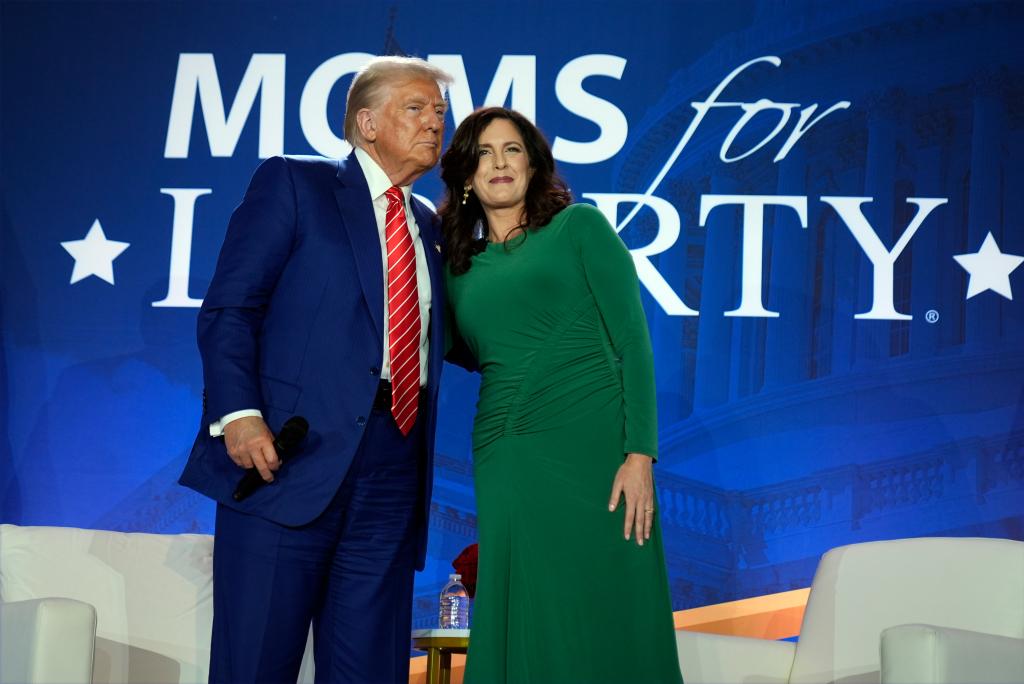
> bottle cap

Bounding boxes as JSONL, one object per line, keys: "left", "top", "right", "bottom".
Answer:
{"left": 451, "top": 573, "right": 461, "bottom": 581}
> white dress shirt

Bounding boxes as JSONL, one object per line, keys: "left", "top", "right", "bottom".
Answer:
{"left": 209, "top": 149, "right": 432, "bottom": 437}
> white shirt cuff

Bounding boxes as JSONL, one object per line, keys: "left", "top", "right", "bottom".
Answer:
{"left": 209, "top": 409, "right": 263, "bottom": 437}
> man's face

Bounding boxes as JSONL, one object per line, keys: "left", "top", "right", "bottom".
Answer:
{"left": 369, "top": 78, "right": 446, "bottom": 185}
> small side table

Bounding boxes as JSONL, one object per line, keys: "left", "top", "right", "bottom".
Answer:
{"left": 411, "top": 628, "right": 470, "bottom": 684}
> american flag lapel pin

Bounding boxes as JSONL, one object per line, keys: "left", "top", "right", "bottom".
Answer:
{"left": 434, "top": 242, "right": 441, "bottom": 254}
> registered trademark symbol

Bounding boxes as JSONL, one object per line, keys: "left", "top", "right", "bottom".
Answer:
{"left": 925, "top": 310, "right": 939, "bottom": 324}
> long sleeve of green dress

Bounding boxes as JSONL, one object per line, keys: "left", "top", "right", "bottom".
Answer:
{"left": 567, "top": 202, "right": 659, "bottom": 459}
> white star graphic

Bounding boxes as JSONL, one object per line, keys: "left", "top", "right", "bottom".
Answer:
{"left": 953, "top": 232, "right": 1024, "bottom": 300}
{"left": 61, "top": 220, "right": 130, "bottom": 285}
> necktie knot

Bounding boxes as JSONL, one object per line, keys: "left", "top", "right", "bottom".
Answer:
{"left": 385, "top": 185, "right": 404, "bottom": 205}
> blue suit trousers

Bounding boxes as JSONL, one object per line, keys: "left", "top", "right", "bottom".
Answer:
{"left": 208, "top": 407, "right": 423, "bottom": 684}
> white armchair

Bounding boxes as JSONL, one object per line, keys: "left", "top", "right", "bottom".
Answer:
{"left": 0, "top": 524, "right": 314, "bottom": 684}
{"left": 676, "top": 537, "right": 1024, "bottom": 684}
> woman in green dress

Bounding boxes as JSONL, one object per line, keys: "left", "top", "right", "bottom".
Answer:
{"left": 439, "top": 107, "right": 683, "bottom": 684}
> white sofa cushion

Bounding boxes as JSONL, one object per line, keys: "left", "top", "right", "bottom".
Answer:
{"left": 881, "top": 623, "right": 1024, "bottom": 684}
{"left": 0, "top": 597, "right": 97, "bottom": 684}
{"left": 676, "top": 630, "right": 795, "bottom": 684}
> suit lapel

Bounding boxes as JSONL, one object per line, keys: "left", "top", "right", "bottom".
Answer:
{"left": 332, "top": 153, "right": 385, "bottom": 341}
{"left": 411, "top": 200, "right": 443, "bottom": 282}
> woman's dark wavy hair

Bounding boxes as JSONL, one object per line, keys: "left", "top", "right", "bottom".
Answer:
{"left": 439, "top": 107, "right": 572, "bottom": 275}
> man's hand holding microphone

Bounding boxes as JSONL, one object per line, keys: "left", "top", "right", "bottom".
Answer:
{"left": 224, "top": 415, "right": 310, "bottom": 501}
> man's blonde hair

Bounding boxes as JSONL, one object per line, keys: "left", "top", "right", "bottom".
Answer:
{"left": 344, "top": 56, "right": 454, "bottom": 145}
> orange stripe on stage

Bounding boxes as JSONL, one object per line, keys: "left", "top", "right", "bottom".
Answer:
{"left": 674, "top": 587, "right": 809, "bottom": 640}
{"left": 407, "top": 587, "right": 810, "bottom": 684}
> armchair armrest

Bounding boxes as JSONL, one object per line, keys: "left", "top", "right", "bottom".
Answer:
{"left": 676, "top": 630, "right": 796, "bottom": 684}
{"left": 881, "top": 623, "right": 1024, "bottom": 684}
{"left": 0, "top": 598, "right": 97, "bottom": 684}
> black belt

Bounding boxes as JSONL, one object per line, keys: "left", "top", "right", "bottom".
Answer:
{"left": 373, "top": 380, "right": 428, "bottom": 412}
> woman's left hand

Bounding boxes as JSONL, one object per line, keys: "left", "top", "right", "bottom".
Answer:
{"left": 608, "top": 453, "right": 655, "bottom": 546}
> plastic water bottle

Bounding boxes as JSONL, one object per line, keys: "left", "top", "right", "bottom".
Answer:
{"left": 438, "top": 573, "right": 470, "bottom": 629}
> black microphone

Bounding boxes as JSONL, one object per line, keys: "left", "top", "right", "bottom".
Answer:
{"left": 232, "top": 416, "right": 309, "bottom": 502}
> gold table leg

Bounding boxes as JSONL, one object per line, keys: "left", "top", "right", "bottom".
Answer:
{"left": 426, "top": 647, "right": 442, "bottom": 684}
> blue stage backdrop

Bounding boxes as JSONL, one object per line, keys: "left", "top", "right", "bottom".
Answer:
{"left": 3, "top": 0, "right": 1023, "bottom": 628}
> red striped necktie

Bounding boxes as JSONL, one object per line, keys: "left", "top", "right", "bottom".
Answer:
{"left": 384, "top": 186, "right": 420, "bottom": 436}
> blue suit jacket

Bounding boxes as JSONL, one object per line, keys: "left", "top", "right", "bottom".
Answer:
{"left": 179, "top": 153, "right": 445, "bottom": 569}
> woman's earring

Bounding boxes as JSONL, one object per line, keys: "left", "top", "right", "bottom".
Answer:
{"left": 462, "top": 185, "right": 471, "bottom": 205}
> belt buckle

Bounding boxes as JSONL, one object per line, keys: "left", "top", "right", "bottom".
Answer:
{"left": 374, "top": 380, "right": 392, "bottom": 412}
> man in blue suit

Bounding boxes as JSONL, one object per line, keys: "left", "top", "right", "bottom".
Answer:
{"left": 179, "top": 56, "right": 454, "bottom": 683}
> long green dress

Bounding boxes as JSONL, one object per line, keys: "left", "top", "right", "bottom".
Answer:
{"left": 446, "top": 203, "right": 683, "bottom": 684}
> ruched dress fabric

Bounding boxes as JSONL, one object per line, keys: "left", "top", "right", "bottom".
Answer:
{"left": 446, "top": 203, "right": 683, "bottom": 684}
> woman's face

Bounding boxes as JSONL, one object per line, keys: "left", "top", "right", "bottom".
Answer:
{"left": 470, "top": 118, "right": 534, "bottom": 215}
